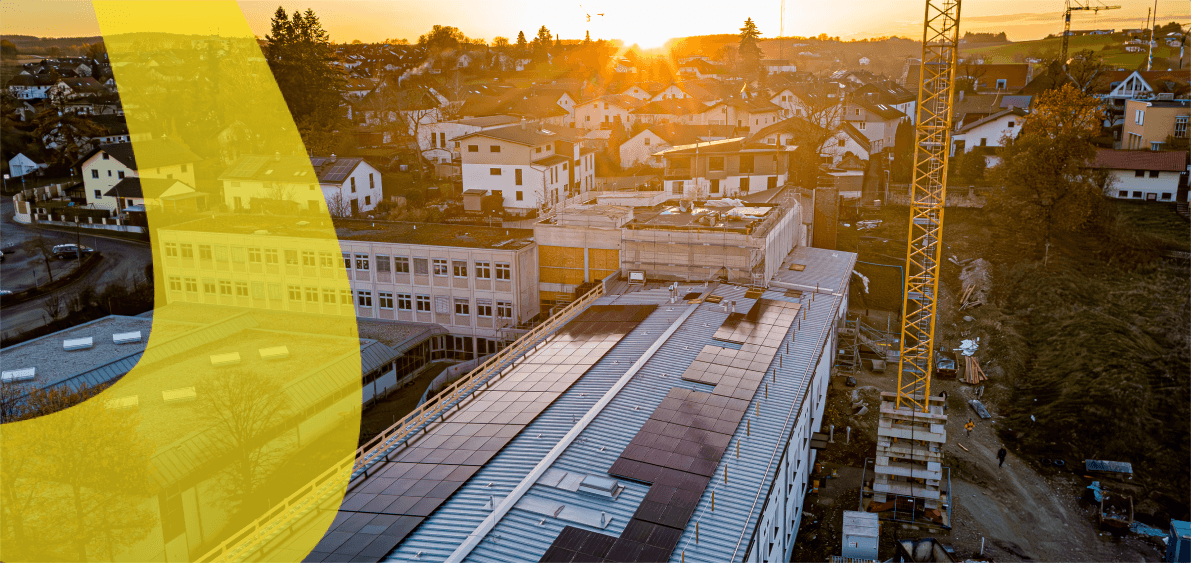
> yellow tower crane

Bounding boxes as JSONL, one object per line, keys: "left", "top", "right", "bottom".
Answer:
{"left": 1062, "top": 1, "right": 1121, "bottom": 65}
{"left": 895, "top": 0, "right": 962, "bottom": 413}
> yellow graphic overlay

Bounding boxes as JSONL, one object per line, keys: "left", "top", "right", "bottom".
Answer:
{"left": 0, "top": 2, "right": 361, "bottom": 561}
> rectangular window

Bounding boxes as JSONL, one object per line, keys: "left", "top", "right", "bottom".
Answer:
{"left": 1175, "top": 116, "right": 1188, "bottom": 138}
{"left": 414, "top": 257, "right": 429, "bottom": 275}
{"left": 219, "top": 280, "right": 233, "bottom": 295}
{"left": 248, "top": 247, "right": 263, "bottom": 263}
{"left": 231, "top": 247, "right": 246, "bottom": 262}
{"left": 515, "top": 168, "right": 523, "bottom": 185}
{"left": 672, "top": 181, "right": 683, "bottom": 194}
{"left": 475, "top": 261, "right": 491, "bottom": 279}
{"left": 342, "top": 252, "right": 351, "bottom": 269}
{"left": 995, "top": 78, "right": 1007, "bottom": 89}
{"left": 285, "top": 249, "right": 299, "bottom": 265}
{"left": 709, "top": 156, "right": 724, "bottom": 171}
{"left": 395, "top": 256, "right": 410, "bottom": 273}
{"left": 319, "top": 252, "right": 334, "bottom": 268}
{"left": 1132, "top": 191, "right": 1142, "bottom": 198}
{"left": 288, "top": 285, "right": 301, "bottom": 300}
{"left": 416, "top": 294, "right": 431, "bottom": 312}
{"left": 164, "top": 242, "right": 178, "bottom": 257}
{"left": 302, "top": 286, "right": 316, "bottom": 302}
{"left": 516, "top": 191, "right": 524, "bottom": 201}
{"left": 236, "top": 282, "right": 250, "bottom": 297}
{"left": 1149, "top": 170, "right": 1159, "bottom": 178}
{"left": 397, "top": 293, "right": 412, "bottom": 311}
{"left": 169, "top": 276, "right": 182, "bottom": 291}
{"left": 376, "top": 254, "right": 391, "bottom": 272}
{"left": 1135, "top": 170, "right": 1146, "bottom": 177}
{"left": 490, "top": 168, "right": 502, "bottom": 175}
{"left": 369, "top": 173, "right": 375, "bottom": 189}
{"left": 180, "top": 244, "right": 193, "bottom": 259}
{"left": 184, "top": 277, "right": 198, "bottom": 292}
{"left": 198, "top": 245, "right": 212, "bottom": 260}
{"left": 1118, "top": 190, "right": 1128, "bottom": 198}
{"left": 118, "top": 171, "right": 125, "bottom": 179}
{"left": 92, "top": 170, "right": 99, "bottom": 179}
{"left": 477, "top": 299, "right": 492, "bottom": 317}
{"left": 269, "top": 283, "right": 282, "bottom": 300}
{"left": 490, "top": 145, "right": 501, "bottom": 153}
{"left": 340, "top": 289, "right": 352, "bottom": 305}
{"left": 302, "top": 251, "right": 316, "bottom": 266}
{"left": 454, "top": 298, "right": 470, "bottom": 316}
{"left": 1135, "top": 109, "right": 1144, "bottom": 125}
{"left": 468, "top": 144, "right": 479, "bottom": 152}
{"left": 323, "top": 288, "right": 336, "bottom": 303}
{"left": 497, "top": 300, "right": 513, "bottom": 319}
{"left": 203, "top": 279, "right": 216, "bottom": 294}
{"left": 435, "top": 296, "right": 450, "bottom": 314}
{"left": 355, "top": 253, "right": 370, "bottom": 270}
{"left": 495, "top": 262, "right": 511, "bottom": 281}
{"left": 378, "top": 292, "right": 394, "bottom": 309}
{"left": 740, "top": 177, "right": 750, "bottom": 192}
{"left": 350, "top": 177, "right": 357, "bottom": 193}
{"left": 252, "top": 282, "right": 265, "bottom": 299}
{"left": 264, "top": 249, "right": 279, "bottom": 264}
{"left": 357, "top": 290, "right": 372, "bottom": 307}
{"left": 433, "top": 258, "right": 448, "bottom": 276}
{"left": 453, "top": 260, "right": 468, "bottom": 277}
{"left": 1161, "top": 193, "right": 1172, "bottom": 200}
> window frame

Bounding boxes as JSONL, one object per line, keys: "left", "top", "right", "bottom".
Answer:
{"left": 495, "top": 262, "right": 511, "bottom": 281}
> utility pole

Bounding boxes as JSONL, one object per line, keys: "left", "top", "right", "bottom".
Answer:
{"left": 1146, "top": 0, "right": 1157, "bottom": 71}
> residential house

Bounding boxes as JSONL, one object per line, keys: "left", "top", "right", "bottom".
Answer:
{"left": 843, "top": 96, "right": 906, "bottom": 152}
{"left": 619, "top": 124, "right": 747, "bottom": 168}
{"left": 850, "top": 81, "right": 917, "bottom": 124}
{"left": 41, "top": 115, "right": 131, "bottom": 155}
{"left": 748, "top": 117, "right": 872, "bottom": 166}
{"left": 460, "top": 89, "right": 576, "bottom": 128}
{"left": 631, "top": 98, "right": 782, "bottom": 134}
{"left": 8, "top": 153, "right": 46, "bottom": 178}
{"left": 6, "top": 74, "right": 55, "bottom": 100}
{"left": 574, "top": 94, "right": 645, "bottom": 130}
{"left": 1123, "top": 99, "right": 1190, "bottom": 150}
{"left": 950, "top": 107, "right": 1027, "bottom": 165}
{"left": 420, "top": 115, "right": 522, "bottom": 164}
{"left": 619, "top": 82, "right": 666, "bottom": 101}
{"left": 677, "top": 59, "right": 728, "bottom": 80}
{"left": 762, "top": 59, "right": 798, "bottom": 74}
{"left": 104, "top": 177, "right": 207, "bottom": 215}
{"left": 77, "top": 139, "right": 199, "bottom": 212}
{"left": 343, "top": 78, "right": 377, "bottom": 100}
{"left": 456, "top": 123, "right": 595, "bottom": 214}
{"left": 1093, "top": 70, "right": 1190, "bottom": 108}
{"left": 220, "top": 154, "right": 383, "bottom": 216}
{"left": 1092, "top": 149, "right": 1189, "bottom": 202}
{"left": 658, "top": 137, "right": 792, "bottom": 198}
{"left": 951, "top": 92, "right": 1032, "bottom": 130}
{"left": 49, "top": 77, "right": 105, "bottom": 100}
{"left": 904, "top": 62, "right": 1031, "bottom": 92}
{"left": 648, "top": 80, "right": 723, "bottom": 105}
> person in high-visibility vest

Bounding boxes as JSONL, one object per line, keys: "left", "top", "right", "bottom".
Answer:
{"left": 965, "top": 419, "right": 975, "bottom": 437}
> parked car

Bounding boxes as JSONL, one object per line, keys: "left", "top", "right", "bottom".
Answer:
{"left": 52, "top": 244, "right": 95, "bottom": 260}
{"left": 0, "top": 289, "right": 13, "bottom": 297}
{"left": 935, "top": 349, "right": 958, "bottom": 379}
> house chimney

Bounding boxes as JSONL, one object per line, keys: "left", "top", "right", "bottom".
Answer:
{"left": 274, "top": 151, "right": 281, "bottom": 162}
{"left": 330, "top": 153, "right": 338, "bottom": 163}
{"left": 520, "top": 117, "right": 527, "bottom": 131}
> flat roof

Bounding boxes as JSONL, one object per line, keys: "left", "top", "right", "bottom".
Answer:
{"left": 629, "top": 204, "right": 776, "bottom": 230}
{"left": 770, "top": 245, "right": 859, "bottom": 295}
{"left": 163, "top": 216, "right": 536, "bottom": 250}
{"left": 0, "top": 315, "right": 199, "bottom": 391}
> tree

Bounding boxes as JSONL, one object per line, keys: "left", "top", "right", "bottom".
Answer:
{"left": 533, "top": 25, "right": 553, "bottom": 62}
{"left": 1, "top": 39, "right": 19, "bottom": 57}
{"left": 85, "top": 42, "right": 106, "bottom": 60}
{"left": 33, "top": 106, "right": 105, "bottom": 167}
{"left": 516, "top": 31, "right": 528, "bottom": 55}
{"left": 264, "top": 7, "right": 346, "bottom": 153}
{"left": 890, "top": 119, "right": 916, "bottom": 183}
{"left": 492, "top": 36, "right": 510, "bottom": 51}
{"left": 196, "top": 369, "right": 292, "bottom": 514}
{"left": 23, "top": 234, "right": 57, "bottom": 284}
{"left": 992, "top": 83, "right": 1111, "bottom": 251}
{"left": 738, "top": 18, "right": 763, "bottom": 78}
{"left": 418, "top": 25, "right": 465, "bottom": 54}
{"left": 326, "top": 189, "right": 352, "bottom": 217}
{"left": 954, "top": 149, "right": 987, "bottom": 184}
{"left": 784, "top": 79, "right": 846, "bottom": 186}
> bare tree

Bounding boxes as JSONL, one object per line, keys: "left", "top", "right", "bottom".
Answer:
{"left": 363, "top": 78, "right": 446, "bottom": 180}
{"left": 196, "top": 369, "right": 292, "bottom": 515}
{"left": 23, "top": 234, "right": 56, "bottom": 284}
{"left": 42, "top": 294, "right": 64, "bottom": 322}
{"left": 326, "top": 189, "right": 352, "bottom": 217}
{"left": 784, "top": 79, "right": 847, "bottom": 186}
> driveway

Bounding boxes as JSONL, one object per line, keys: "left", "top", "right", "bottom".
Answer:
{"left": 0, "top": 198, "right": 152, "bottom": 340}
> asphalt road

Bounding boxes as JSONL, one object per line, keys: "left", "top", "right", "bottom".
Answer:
{"left": 0, "top": 198, "right": 152, "bottom": 340}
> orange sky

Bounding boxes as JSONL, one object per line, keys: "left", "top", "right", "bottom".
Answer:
{"left": 2, "top": 0, "right": 1188, "bottom": 48}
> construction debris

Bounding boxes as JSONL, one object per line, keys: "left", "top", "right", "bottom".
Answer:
{"left": 857, "top": 219, "right": 882, "bottom": 231}
{"left": 968, "top": 399, "right": 992, "bottom": 419}
{"left": 958, "top": 258, "right": 991, "bottom": 310}
{"left": 956, "top": 338, "right": 979, "bottom": 356}
{"left": 962, "top": 356, "right": 987, "bottom": 385}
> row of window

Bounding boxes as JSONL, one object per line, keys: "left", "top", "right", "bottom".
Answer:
{"left": 162, "top": 244, "right": 513, "bottom": 280}
{"left": 1117, "top": 190, "right": 1172, "bottom": 200}
{"left": 166, "top": 276, "right": 515, "bottom": 317}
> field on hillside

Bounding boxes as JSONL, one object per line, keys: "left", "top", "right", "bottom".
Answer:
{"left": 961, "top": 33, "right": 1183, "bottom": 67}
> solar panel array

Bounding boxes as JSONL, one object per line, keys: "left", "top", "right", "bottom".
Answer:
{"left": 223, "top": 155, "right": 268, "bottom": 179}
{"left": 320, "top": 158, "right": 361, "bottom": 183}
{"left": 305, "top": 305, "right": 655, "bottom": 562}
{"left": 540, "top": 298, "right": 799, "bottom": 563}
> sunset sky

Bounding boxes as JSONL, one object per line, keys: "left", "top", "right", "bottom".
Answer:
{"left": 3, "top": 0, "right": 1188, "bottom": 48}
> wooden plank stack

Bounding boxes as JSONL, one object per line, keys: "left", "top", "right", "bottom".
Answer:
{"left": 963, "top": 356, "right": 987, "bottom": 384}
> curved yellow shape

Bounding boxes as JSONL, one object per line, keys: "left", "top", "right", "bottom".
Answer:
{"left": 0, "top": 3, "right": 361, "bottom": 561}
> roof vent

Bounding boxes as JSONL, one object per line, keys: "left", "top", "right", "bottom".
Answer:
{"left": 2, "top": 368, "right": 36, "bottom": 383}
{"left": 64, "top": 337, "right": 94, "bottom": 351}
{"left": 330, "top": 153, "right": 338, "bottom": 162}
{"left": 259, "top": 346, "right": 289, "bottom": 360}
{"left": 210, "top": 352, "right": 241, "bottom": 367}
{"left": 113, "top": 331, "right": 142, "bottom": 344}
{"left": 105, "top": 396, "right": 139, "bottom": 410}
{"left": 163, "top": 386, "right": 196, "bottom": 404}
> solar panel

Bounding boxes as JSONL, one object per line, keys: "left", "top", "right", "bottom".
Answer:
{"left": 321, "top": 159, "right": 358, "bottom": 183}
{"left": 317, "top": 305, "right": 656, "bottom": 562}
{"left": 225, "top": 155, "right": 267, "bottom": 179}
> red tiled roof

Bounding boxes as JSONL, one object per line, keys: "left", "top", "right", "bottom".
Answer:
{"left": 1091, "top": 149, "right": 1188, "bottom": 171}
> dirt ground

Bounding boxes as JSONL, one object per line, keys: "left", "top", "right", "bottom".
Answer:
{"left": 791, "top": 367, "right": 1166, "bottom": 562}
{"left": 793, "top": 203, "right": 1181, "bottom": 562}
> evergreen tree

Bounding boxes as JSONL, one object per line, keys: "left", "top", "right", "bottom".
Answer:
{"left": 516, "top": 31, "right": 528, "bottom": 55}
{"left": 264, "top": 6, "right": 346, "bottom": 154}
{"left": 738, "top": 18, "right": 763, "bottom": 78}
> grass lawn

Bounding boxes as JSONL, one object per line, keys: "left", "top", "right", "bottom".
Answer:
{"left": 961, "top": 34, "right": 1180, "bottom": 66}
{"left": 1112, "top": 199, "right": 1191, "bottom": 252}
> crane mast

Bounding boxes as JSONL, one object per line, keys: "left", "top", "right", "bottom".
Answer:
{"left": 896, "top": 0, "right": 961, "bottom": 413}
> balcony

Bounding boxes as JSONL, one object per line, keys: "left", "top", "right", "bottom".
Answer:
{"left": 664, "top": 167, "right": 691, "bottom": 180}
